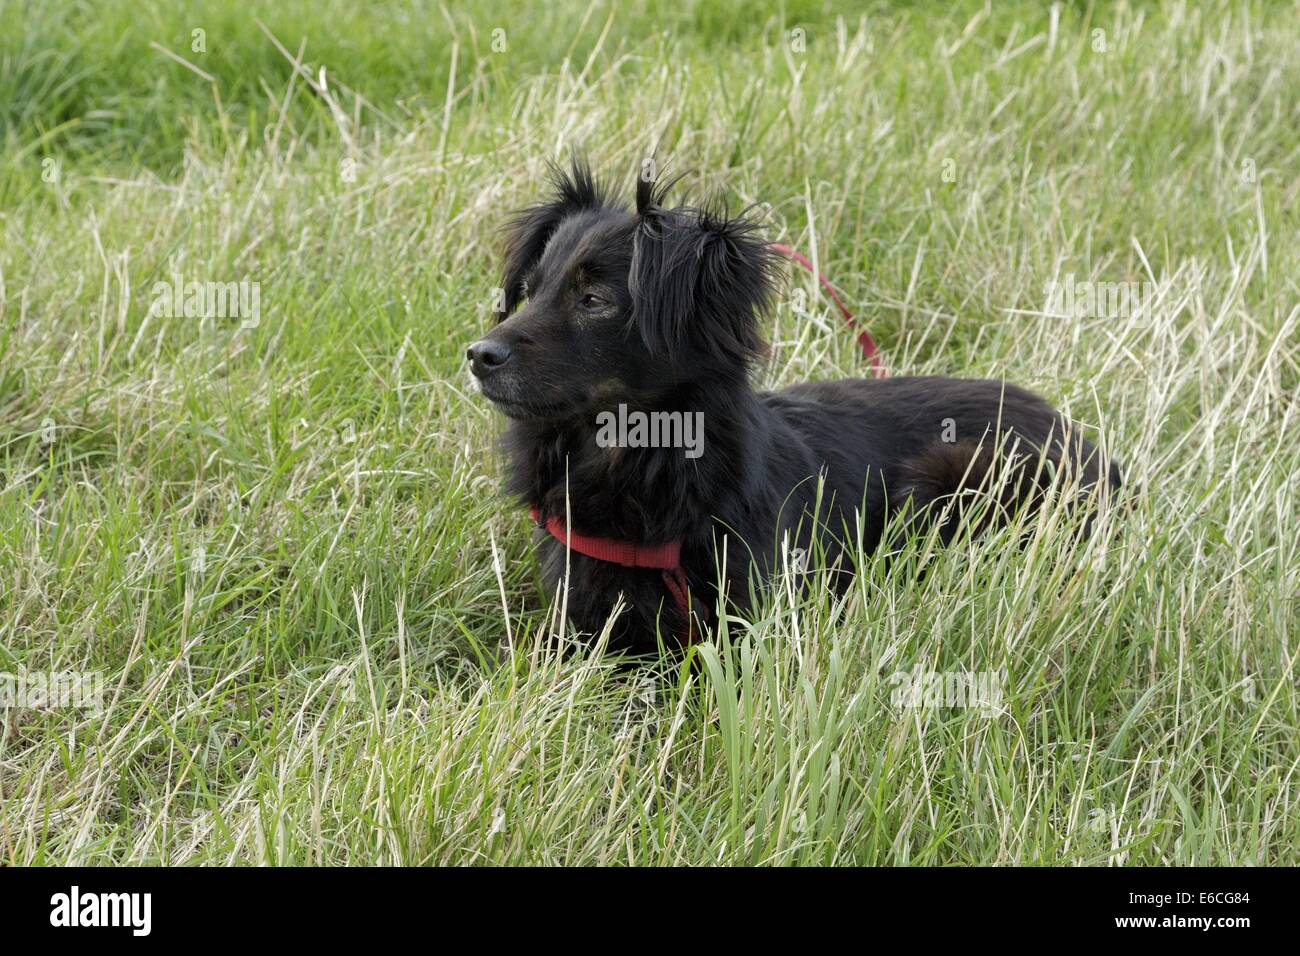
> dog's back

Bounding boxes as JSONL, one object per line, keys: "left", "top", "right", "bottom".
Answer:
{"left": 765, "top": 375, "right": 1121, "bottom": 550}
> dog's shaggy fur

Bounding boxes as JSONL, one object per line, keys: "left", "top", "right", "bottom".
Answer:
{"left": 469, "top": 161, "right": 1120, "bottom": 653}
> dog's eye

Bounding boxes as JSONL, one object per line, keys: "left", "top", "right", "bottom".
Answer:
{"left": 580, "top": 293, "right": 607, "bottom": 309}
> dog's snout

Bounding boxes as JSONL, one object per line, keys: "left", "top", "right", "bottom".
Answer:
{"left": 467, "top": 338, "right": 513, "bottom": 378}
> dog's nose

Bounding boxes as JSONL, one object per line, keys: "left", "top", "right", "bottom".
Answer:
{"left": 466, "top": 339, "right": 512, "bottom": 378}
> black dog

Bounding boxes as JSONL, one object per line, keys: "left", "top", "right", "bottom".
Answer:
{"left": 468, "top": 160, "right": 1120, "bottom": 653}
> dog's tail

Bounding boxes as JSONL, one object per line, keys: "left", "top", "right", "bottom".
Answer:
{"left": 888, "top": 436, "right": 1120, "bottom": 546}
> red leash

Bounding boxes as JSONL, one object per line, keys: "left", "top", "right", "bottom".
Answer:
{"left": 528, "top": 244, "right": 881, "bottom": 646}
{"left": 769, "top": 242, "right": 886, "bottom": 378}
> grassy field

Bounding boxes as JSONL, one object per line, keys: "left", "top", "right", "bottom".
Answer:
{"left": 1, "top": 0, "right": 1297, "bottom": 865}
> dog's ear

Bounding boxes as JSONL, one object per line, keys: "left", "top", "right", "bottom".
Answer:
{"left": 629, "top": 185, "right": 779, "bottom": 370}
{"left": 499, "top": 157, "right": 607, "bottom": 316}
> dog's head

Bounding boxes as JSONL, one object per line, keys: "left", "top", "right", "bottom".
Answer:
{"left": 467, "top": 159, "right": 780, "bottom": 421}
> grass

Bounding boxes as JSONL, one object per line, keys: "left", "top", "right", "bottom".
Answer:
{"left": 1, "top": 0, "right": 1297, "bottom": 865}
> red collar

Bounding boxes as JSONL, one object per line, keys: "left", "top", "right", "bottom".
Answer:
{"left": 529, "top": 507, "right": 681, "bottom": 569}
{"left": 528, "top": 507, "right": 702, "bottom": 645}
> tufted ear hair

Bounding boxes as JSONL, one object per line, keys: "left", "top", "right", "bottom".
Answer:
{"left": 629, "top": 181, "right": 780, "bottom": 370}
{"left": 499, "top": 156, "right": 608, "bottom": 317}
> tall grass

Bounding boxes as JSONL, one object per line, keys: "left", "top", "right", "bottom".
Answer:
{"left": 1, "top": 0, "right": 1296, "bottom": 864}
